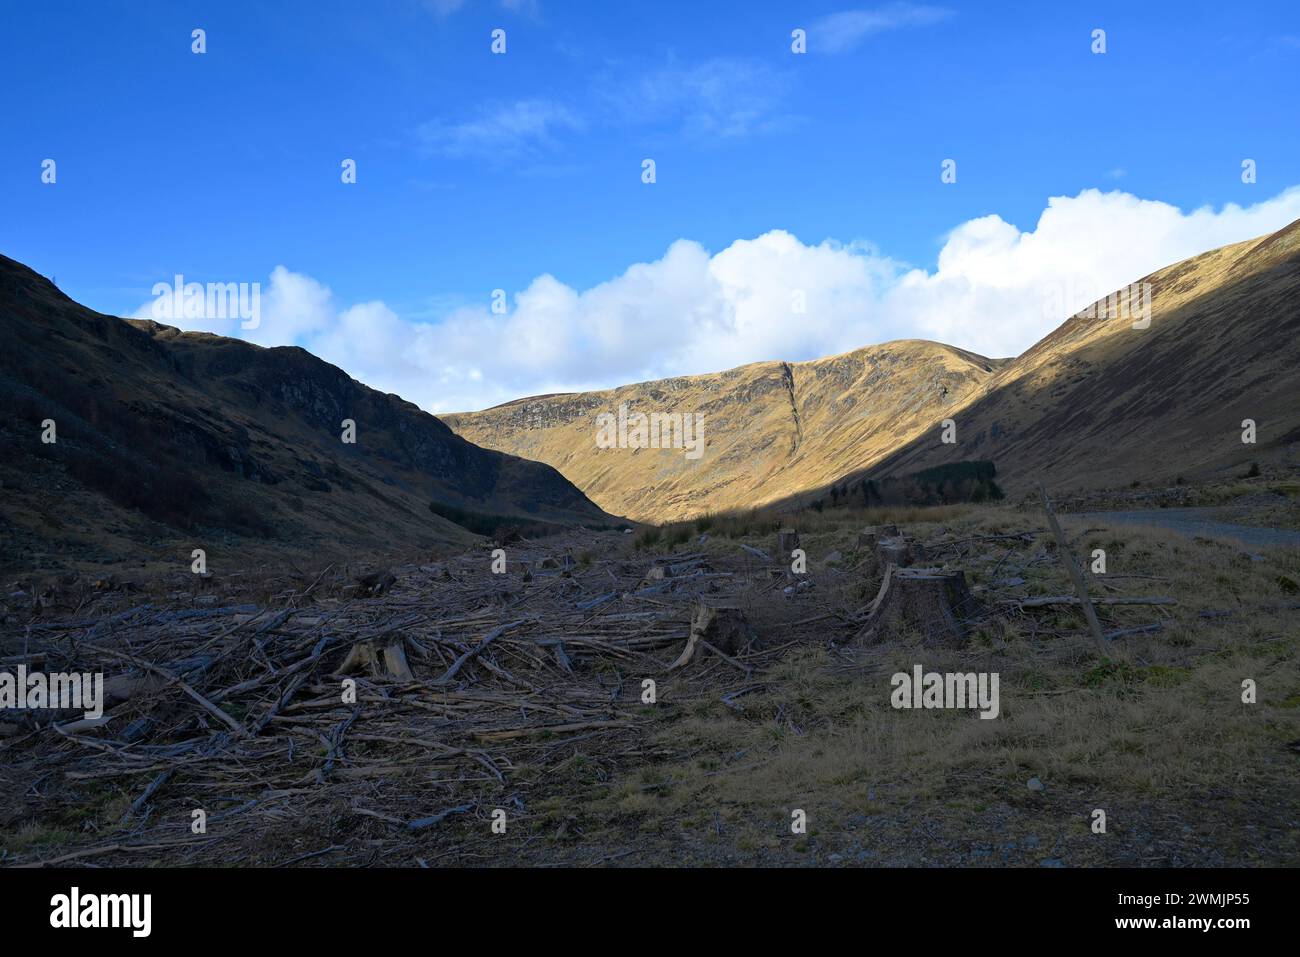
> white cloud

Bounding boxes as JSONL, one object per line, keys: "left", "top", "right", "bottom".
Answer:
{"left": 417, "top": 99, "right": 583, "bottom": 161}
{"left": 812, "top": 4, "right": 954, "bottom": 55}
{"left": 142, "top": 186, "right": 1300, "bottom": 414}
{"left": 133, "top": 265, "right": 333, "bottom": 345}
{"left": 890, "top": 187, "right": 1300, "bottom": 355}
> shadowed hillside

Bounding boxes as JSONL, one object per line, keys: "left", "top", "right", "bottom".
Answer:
{"left": 0, "top": 255, "right": 615, "bottom": 573}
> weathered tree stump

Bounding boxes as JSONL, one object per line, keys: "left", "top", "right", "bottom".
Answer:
{"left": 344, "top": 568, "right": 397, "bottom": 599}
{"left": 642, "top": 563, "right": 672, "bottom": 585}
{"left": 856, "top": 524, "right": 899, "bottom": 550}
{"left": 778, "top": 528, "right": 801, "bottom": 556}
{"left": 670, "top": 603, "right": 757, "bottom": 668}
{"left": 855, "top": 525, "right": 904, "bottom": 576}
{"left": 857, "top": 566, "right": 977, "bottom": 647}
{"left": 337, "top": 637, "right": 415, "bottom": 681}
{"left": 875, "top": 535, "right": 926, "bottom": 568}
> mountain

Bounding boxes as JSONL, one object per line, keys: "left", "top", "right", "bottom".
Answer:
{"left": 446, "top": 220, "right": 1300, "bottom": 520}
{"left": 864, "top": 218, "right": 1300, "bottom": 495}
{"left": 443, "top": 341, "right": 1006, "bottom": 523}
{"left": 0, "top": 255, "right": 614, "bottom": 572}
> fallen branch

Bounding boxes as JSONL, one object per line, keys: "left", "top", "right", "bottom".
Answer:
{"left": 435, "top": 619, "right": 527, "bottom": 684}
{"left": 1004, "top": 596, "right": 1177, "bottom": 607}
{"left": 1038, "top": 482, "right": 1108, "bottom": 655}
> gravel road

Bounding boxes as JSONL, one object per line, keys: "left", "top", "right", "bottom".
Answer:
{"left": 1070, "top": 507, "right": 1300, "bottom": 549}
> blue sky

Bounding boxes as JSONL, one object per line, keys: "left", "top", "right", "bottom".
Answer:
{"left": 2, "top": 1, "right": 1298, "bottom": 411}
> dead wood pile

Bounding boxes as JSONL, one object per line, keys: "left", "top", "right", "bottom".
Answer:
{"left": 0, "top": 531, "right": 838, "bottom": 866}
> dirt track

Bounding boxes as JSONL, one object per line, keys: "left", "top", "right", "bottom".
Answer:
{"left": 1073, "top": 508, "right": 1300, "bottom": 549}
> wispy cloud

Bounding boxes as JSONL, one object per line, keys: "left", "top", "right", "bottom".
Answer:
{"left": 812, "top": 3, "right": 954, "bottom": 55}
{"left": 499, "top": 0, "right": 540, "bottom": 15}
{"left": 416, "top": 99, "right": 583, "bottom": 161}
{"left": 423, "top": 0, "right": 538, "bottom": 17}
{"left": 602, "top": 57, "right": 795, "bottom": 140}
{"left": 417, "top": 56, "right": 791, "bottom": 167}
{"left": 423, "top": 0, "right": 468, "bottom": 16}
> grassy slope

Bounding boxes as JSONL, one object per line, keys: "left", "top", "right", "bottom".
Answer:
{"left": 445, "top": 341, "right": 1001, "bottom": 523}
{"left": 870, "top": 219, "right": 1300, "bottom": 495}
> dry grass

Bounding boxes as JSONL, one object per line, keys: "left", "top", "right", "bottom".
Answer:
{"left": 586, "top": 507, "right": 1300, "bottom": 864}
{"left": 4, "top": 503, "right": 1295, "bottom": 867}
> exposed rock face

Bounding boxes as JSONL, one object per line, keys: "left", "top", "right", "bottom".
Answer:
{"left": 0, "top": 254, "right": 613, "bottom": 569}
{"left": 444, "top": 340, "right": 1003, "bottom": 523}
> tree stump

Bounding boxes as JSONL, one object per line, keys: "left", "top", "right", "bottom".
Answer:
{"left": 856, "top": 524, "right": 899, "bottom": 550}
{"left": 855, "top": 525, "right": 904, "bottom": 575}
{"left": 337, "top": 637, "right": 415, "bottom": 681}
{"left": 856, "top": 566, "right": 977, "bottom": 647}
{"left": 642, "top": 563, "right": 672, "bottom": 585}
{"left": 670, "top": 603, "right": 757, "bottom": 668}
{"left": 344, "top": 568, "right": 396, "bottom": 599}
{"left": 875, "top": 535, "right": 926, "bottom": 568}
{"left": 778, "top": 528, "right": 801, "bottom": 557}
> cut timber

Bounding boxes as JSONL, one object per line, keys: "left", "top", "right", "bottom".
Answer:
{"left": 336, "top": 637, "right": 415, "bottom": 682}
{"left": 670, "top": 603, "right": 757, "bottom": 668}
{"left": 6, "top": 672, "right": 168, "bottom": 730}
{"left": 435, "top": 619, "right": 527, "bottom": 684}
{"left": 857, "top": 565, "right": 976, "bottom": 647}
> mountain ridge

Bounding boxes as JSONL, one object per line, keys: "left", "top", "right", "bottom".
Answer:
{"left": 446, "top": 220, "right": 1300, "bottom": 521}
{"left": 859, "top": 216, "right": 1300, "bottom": 495}
{"left": 0, "top": 253, "right": 616, "bottom": 573}
{"left": 444, "top": 338, "right": 1005, "bottom": 522}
